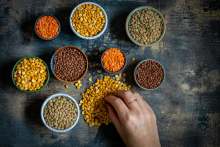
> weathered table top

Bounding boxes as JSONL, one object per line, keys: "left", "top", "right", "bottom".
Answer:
{"left": 0, "top": 0, "right": 220, "bottom": 147}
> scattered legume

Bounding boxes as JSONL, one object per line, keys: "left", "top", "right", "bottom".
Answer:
{"left": 71, "top": 3, "right": 106, "bottom": 37}
{"left": 75, "top": 80, "right": 82, "bottom": 90}
{"left": 13, "top": 57, "right": 48, "bottom": 91}
{"left": 54, "top": 46, "right": 88, "bottom": 82}
{"left": 135, "top": 60, "right": 164, "bottom": 89}
{"left": 80, "top": 76, "right": 130, "bottom": 127}
{"left": 35, "top": 16, "right": 60, "bottom": 40}
{"left": 102, "top": 48, "right": 126, "bottom": 72}
{"left": 128, "top": 8, "right": 164, "bottom": 45}
{"left": 43, "top": 96, "right": 77, "bottom": 130}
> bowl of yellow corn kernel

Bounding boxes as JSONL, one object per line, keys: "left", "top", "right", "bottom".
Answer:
{"left": 12, "top": 57, "right": 50, "bottom": 92}
{"left": 70, "top": 2, "right": 108, "bottom": 39}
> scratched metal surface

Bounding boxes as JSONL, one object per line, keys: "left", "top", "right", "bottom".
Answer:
{"left": 0, "top": 0, "right": 219, "bottom": 147}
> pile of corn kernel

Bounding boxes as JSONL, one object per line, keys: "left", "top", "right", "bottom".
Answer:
{"left": 13, "top": 58, "right": 47, "bottom": 91}
{"left": 80, "top": 76, "right": 130, "bottom": 127}
{"left": 71, "top": 3, "right": 106, "bottom": 37}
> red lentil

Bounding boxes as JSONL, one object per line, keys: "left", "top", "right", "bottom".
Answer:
{"left": 101, "top": 48, "right": 126, "bottom": 73}
{"left": 35, "top": 16, "right": 60, "bottom": 40}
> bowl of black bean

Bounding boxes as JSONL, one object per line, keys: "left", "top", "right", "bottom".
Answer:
{"left": 126, "top": 6, "right": 166, "bottom": 46}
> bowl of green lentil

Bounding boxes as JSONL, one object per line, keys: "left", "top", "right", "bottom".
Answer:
{"left": 70, "top": 2, "right": 108, "bottom": 39}
{"left": 126, "top": 6, "right": 166, "bottom": 46}
{"left": 41, "top": 93, "right": 80, "bottom": 133}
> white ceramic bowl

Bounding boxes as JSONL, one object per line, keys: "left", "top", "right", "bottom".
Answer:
{"left": 41, "top": 93, "right": 80, "bottom": 133}
{"left": 69, "top": 2, "right": 108, "bottom": 40}
{"left": 126, "top": 6, "right": 166, "bottom": 46}
{"left": 134, "top": 59, "right": 165, "bottom": 90}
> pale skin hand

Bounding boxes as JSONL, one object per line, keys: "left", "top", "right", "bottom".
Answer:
{"left": 104, "top": 91, "right": 161, "bottom": 147}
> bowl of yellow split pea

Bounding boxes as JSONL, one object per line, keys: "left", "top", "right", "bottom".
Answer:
{"left": 12, "top": 57, "right": 50, "bottom": 92}
{"left": 70, "top": 2, "right": 108, "bottom": 39}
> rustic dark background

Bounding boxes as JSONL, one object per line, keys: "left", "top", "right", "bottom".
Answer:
{"left": 0, "top": 0, "right": 220, "bottom": 147}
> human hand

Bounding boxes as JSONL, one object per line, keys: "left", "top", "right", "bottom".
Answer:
{"left": 104, "top": 91, "right": 160, "bottom": 147}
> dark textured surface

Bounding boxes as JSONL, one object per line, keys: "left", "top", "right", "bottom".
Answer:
{"left": 0, "top": 0, "right": 220, "bottom": 147}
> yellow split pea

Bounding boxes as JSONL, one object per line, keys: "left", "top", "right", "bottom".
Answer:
{"left": 71, "top": 3, "right": 106, "bottom": 37}
{"left": 80, "top": 76, "right": 130, "bottom": 127}
{"left": 13, "top": 58, "right": 48, "bottom": 91}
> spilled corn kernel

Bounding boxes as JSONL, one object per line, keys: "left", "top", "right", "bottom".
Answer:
{"left": 74, "top": 80, "right": 82, "bottom": 90}
{"left": 80, "top": 76, "right": 130, "bottom": 127}
{"left": 13, "top": 57, "right": 48, "bottom": 91}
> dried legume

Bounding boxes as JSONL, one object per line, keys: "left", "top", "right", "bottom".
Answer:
{"left": 135, "top": 60, "right": 164, "bottom": 89}
{"left": 54, "top": 46, "right": 88, "bottom": 82}
{"left": 13, "top": 57, "right": 48, "bottom": 91}
{"left": 71, "top": 3, "right": 106, "bottom": 37}
{"left": 80, "top": 76, "right": 130, "bottom": 127}
{"left": 128, "top": 8, "right": 164, "bottom": 45}
{"left": 35, "top": 16, "right": 60, "bottom": 40}
{"left": 43, "top": 96, "right": 77, "bottom": 130}
{"left": 101, "top": 48, "right": 126, "bottom": 72}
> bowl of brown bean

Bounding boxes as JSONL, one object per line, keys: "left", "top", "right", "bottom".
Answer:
{"left": 134, "top": 59, "right": 165, "bottom": 90}
{"left": 50, "top": 46, "right": 88, "bottom": 83}
{"left": 126, "top": 6, "right": 166, "bottom": 46}
{"left": 70, "top": 2, "right": 108, "bottom": 39}
{"left": 41, "top": 93, "right": 80, "bottom": 133}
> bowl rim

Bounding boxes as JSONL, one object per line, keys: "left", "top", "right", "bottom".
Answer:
{"left": 101, "top": 48, "right": 127, "bottom": 74}
{"left": 35, "top": 15, "right": 61, "bottom": 40}
{"left": 51, "top": 46, "right": 88, "bottom": 83}
{"left": 134, "top": 59, "right": 165, "bottom": 90}
{"left": 41, "top": 93, "right": 80, "bottom": 133}
{"left": 11, "top": 56, "right": 50, "bottom": 93}
{"left": 69, "top": 1, "right": 108, "bottom": 40}
{"left": 125, "top": 6, "right": 166, "bottom": 47}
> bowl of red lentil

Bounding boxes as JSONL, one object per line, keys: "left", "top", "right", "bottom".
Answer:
{"left": 41, "top": 93, "right": 80, "bottom": 133}
{"left": 35, "top": 15, "right": 61, "bottom": 40}
{"left": 126, "top": 6, "right": 166, "bottom": 46}
{"left": 12, "top": 56, "right": 50, "bottom": 92}
{"left": 51, "top": 46, "right": 88, "bottom": 83}
{"left": 70, "top": 2, "right": 108, "bottom": 39}
{"left": 101, "top": 48, "right": 126, "bottom": 74}
{"left": 134, "top": 59, "right": 165, "bottom": 90}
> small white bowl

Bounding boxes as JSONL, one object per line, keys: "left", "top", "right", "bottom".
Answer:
{"left": 41, "top": 93, "right": 80, "bottom": 133}
{"left": 69, "top": 2, "right": 108, "bottom": 40}
{"left": 126, "top": 6, "right": 166, "bottom": 46}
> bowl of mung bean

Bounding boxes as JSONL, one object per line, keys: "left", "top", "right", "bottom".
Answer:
{"left": 41, "top": 93, "right": 80, "bottom": 133}
{"left": 134, "top": 59, "right": 165, "bottom": 90}
{"left": 126, "top": 6, "right": 166, "bottom": 46}
{"left": 12, "top": 57, "right": 50, "bottom": 92}
{"left": 70, "top": 2, "right": 108, "bottom": 39}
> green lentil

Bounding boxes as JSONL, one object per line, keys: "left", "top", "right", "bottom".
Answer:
{"left": 43, "top": 96, "right": 77, "bottom": 130}
{"left": 128, "top": 8, "right": 164, "bottom": 45}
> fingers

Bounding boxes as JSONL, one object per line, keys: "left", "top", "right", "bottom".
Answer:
{"left": 104, "top": 95, "right": 129, "bottom": 120}
{"left": 106, "top": 104, "right": 121, "bottom": 132}
{"left": 114, "top": 91, "right": 140, "bottom": 110}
